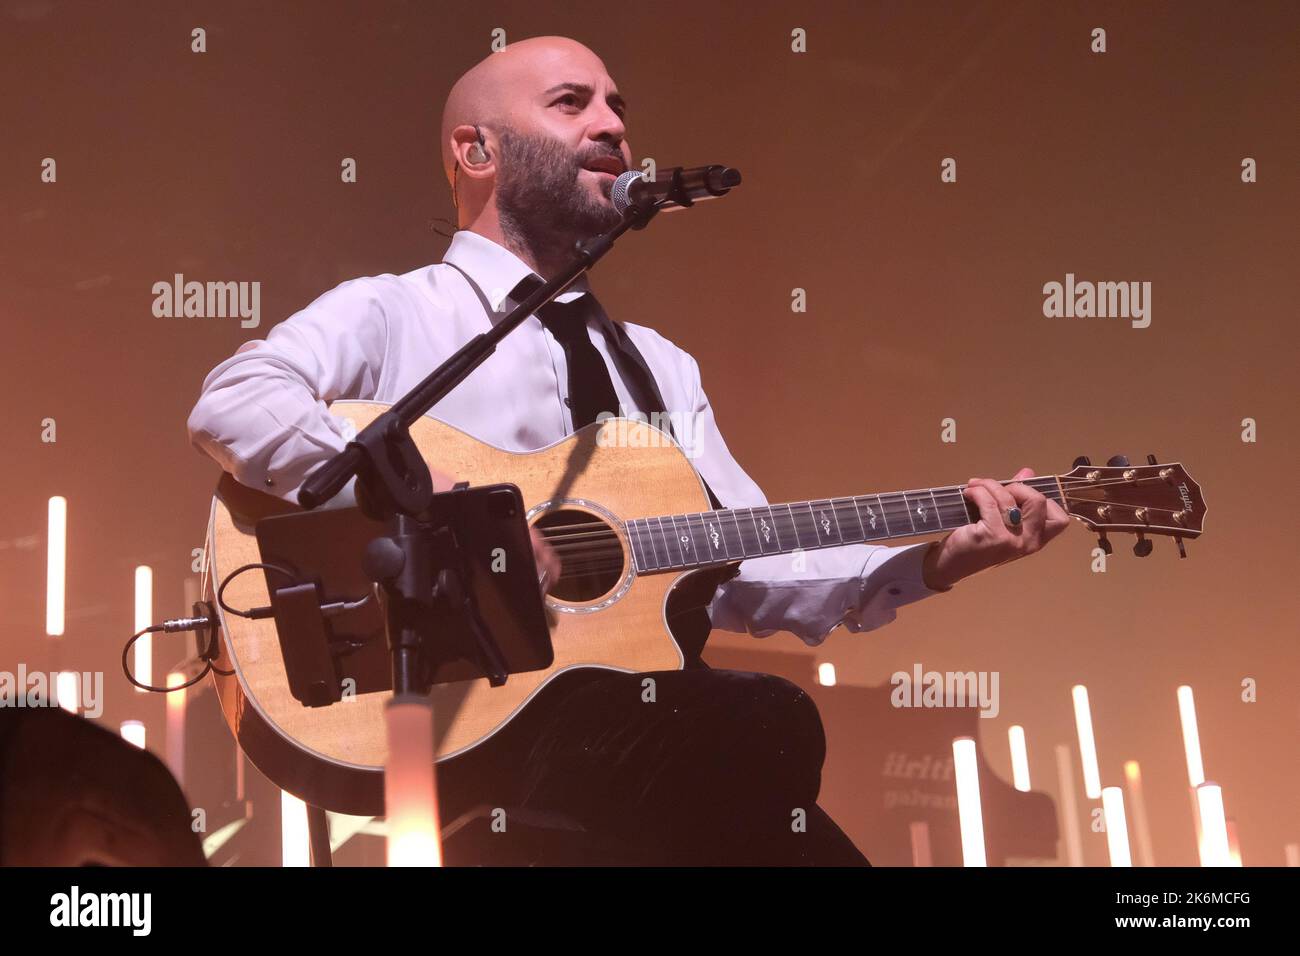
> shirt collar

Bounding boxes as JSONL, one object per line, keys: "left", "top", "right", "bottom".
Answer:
{"left": 442, "top": 229, "right": 594, "bottom": 318}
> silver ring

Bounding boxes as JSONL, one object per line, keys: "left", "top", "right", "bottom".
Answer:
{"left": 1005, "top": 506, "right": 1022, "bottom": 527}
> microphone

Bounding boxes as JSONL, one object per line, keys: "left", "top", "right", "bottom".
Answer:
{"left": 611, "top": 164, "right": 742, "bottom": 216}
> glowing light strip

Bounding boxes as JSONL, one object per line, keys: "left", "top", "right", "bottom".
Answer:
{"left": 119, "top": 720, "right": 145, "bottom": 749}
{"left": 1176, "top": 685, "right": 1205, "bottom": 787}
{"left": 1225, "top": 819, "right": 1243, "bottom": 867}
{"left": 1177, "top": 685, "right": 1209, "bottom": 865}
{"left": 1196, "top": 783, "right": 1231, "bottom": 867}
{"left": 385, "top": 698, "right": 442, "bottom": 867}
{"left": 909, "top": 821, "right": 933, "bottom": 867}
{"left": 46, "top": 496, "right": 66, "bottom": 636}
{"left": 1054, "top": 744, "right": 1084, "bottom": 866}
{"left": 952, "top": 736, "right": 986, "bottom": 867}
{"left": 281, "top": 791, "right": 310, "bottom": 867}
{"left": 1123, "top": 761, "right": 1155, "bottom": 866}
{"left": 165, "top": 671, "right": 187, "bottom": 790}
{"left": 55, "top": 671, "right": 79, "bottom": 715}
{"left": 1071, "top": 685, "right": 1102, "bottom": 799}
{"left": 1101, "top": 786, "right": 1132, "bottom": 867}
{"left": 1008, "top": 725, "right": 1030, "bottom": 792}
{"left": 133, "top": 566, "right": 153, "bottom": 692}
{"left": 1189, "top": 788, "right": 1206, "bottom": 865}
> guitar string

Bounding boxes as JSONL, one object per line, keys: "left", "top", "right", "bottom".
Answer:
{"left": 538, "top": 482, "right": 1183, "bottom": 545}
{"left": 542, "top": 490, "right": 1191, "bottom": 578}
{"left": 551, "top": 514, "right": 1193, "bottom": 579}
{"left": 542, "top": 497, "right": 1183, "bottom": 556}
{"left": 535, "top": 475, "right": 1190, "bottom": 578}
{"left": 535, "top": 473, "right": 1180, "bottom": 539}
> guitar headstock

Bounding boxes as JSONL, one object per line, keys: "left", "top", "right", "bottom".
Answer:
{"left": 1059, "top": 455, "right": 1206, "bottom": 558}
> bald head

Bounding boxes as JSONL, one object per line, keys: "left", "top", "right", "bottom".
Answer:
{"left": 439, "top": 36, "right": 627, "bottom": 190}
{"left": 437, "top": 35, "right": 632, "bottom": 272}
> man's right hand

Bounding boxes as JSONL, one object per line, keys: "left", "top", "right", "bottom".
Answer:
{"left": 431, "top": 468, "right": 558, "bottom": 594}
{"left": 530, "top": 526, "right": 560, "bottom": 593}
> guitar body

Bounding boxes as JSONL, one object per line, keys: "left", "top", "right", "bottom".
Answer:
{"left": 206, "top": 400, "right": 1207, "bottom": 814}
{"left": 207, "top": 401, "right": 736, "bottom": 813}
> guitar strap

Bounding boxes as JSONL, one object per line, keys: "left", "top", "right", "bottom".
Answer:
{"left": 445, "top": 260, "right": 724, "bottom": 510}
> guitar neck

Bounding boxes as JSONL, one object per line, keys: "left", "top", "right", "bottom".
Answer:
{"left": 625, "top": 476, "right": 1065, "bottom": 573}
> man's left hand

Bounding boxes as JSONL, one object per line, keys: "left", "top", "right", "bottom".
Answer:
{"left": 921, "top": 467, "right": 1072, "bottom": 591}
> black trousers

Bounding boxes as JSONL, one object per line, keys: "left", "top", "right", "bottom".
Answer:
{"left": 435, "top": 666, "right": 869, "bottom": 866}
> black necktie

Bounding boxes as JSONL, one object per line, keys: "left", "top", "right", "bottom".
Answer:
{"left": 513, "top": 277, "right": 621, "bottom": 430}
{"left": 507, "top": 272, "right": 723, "bottom": 510}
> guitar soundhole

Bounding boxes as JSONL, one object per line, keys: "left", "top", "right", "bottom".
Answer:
{"left": 533, "top": 508, "right": 626, "bottom": 603}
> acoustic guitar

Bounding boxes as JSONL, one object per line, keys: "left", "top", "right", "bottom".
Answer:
{"left": 204, "top": 400, "right": 1206, "bottom": 812}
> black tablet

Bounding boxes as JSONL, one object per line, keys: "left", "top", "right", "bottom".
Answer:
{"left": 253, "top": 483, "right": 553, "bottom": 706}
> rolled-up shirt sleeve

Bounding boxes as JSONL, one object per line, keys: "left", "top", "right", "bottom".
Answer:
{"left": 185, "top": 277, "right": 388, "bottom": 504}
{"left": 678, "top": 353, "right": 945, "bottom": 646}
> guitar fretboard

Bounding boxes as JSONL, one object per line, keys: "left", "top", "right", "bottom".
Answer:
{"left": 625, "top": 477, "right": 1064, "bottom": 573}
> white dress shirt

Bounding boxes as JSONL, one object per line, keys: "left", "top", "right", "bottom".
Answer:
{"left": 187, "top": 229, "right": 943, "bottom": 645}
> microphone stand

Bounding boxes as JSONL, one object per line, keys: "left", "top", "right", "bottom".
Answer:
{"left": 299, "top": 203, "right": 658, "bottom": 514}
{"left": 296, "top": 200, "right": 662, "bottom": 861}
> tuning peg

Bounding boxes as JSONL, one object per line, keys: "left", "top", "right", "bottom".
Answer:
{"left": 1146, "top": 454, "right": 1158, "bottom": 465}
{"left": 1133, "top": 532, "right": 1153, "bottom": 558}
{"left": 1096, "top": 532, "right": 1112, "bottom": 555}
{"left": 1174, "top": 536, "right": 1187, "bottom": 558}
{"left": 1072, "top": 456, "right": 1092, "bottom": 468}
{"left": 1106, "top": 455, "right": 1130, "bottom": 468}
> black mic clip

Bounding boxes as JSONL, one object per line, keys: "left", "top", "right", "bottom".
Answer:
{"left": 659, "top": 167, "right": 697, "bottom": 211}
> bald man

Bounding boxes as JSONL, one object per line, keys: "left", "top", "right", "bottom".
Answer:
{"left": 188, "top": 36, "right": 1068, "bottom": 865}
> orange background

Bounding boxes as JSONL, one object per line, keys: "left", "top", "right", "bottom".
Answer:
{"left": 2, "top": 1, "right": 1296, "bottom": 865}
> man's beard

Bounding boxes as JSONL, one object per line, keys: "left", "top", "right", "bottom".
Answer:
{"left": 495, "top": 128, "right": 623, "bottom": 258}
